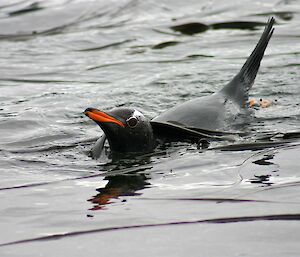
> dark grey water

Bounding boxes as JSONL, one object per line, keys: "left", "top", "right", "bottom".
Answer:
{"left": 0, "top": 0, "right": 300, "bottom": 256}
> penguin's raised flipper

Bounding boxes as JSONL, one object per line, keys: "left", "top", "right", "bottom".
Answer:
{"left": 221, "top": 17, "right": 275, "bottom": 106}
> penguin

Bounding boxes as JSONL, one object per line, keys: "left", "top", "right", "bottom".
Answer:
{"left": 84, "top": 17, "right": 275, "bottom": 158}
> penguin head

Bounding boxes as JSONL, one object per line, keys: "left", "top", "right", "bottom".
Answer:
{"left": 85, "top": 107, "right": 155, "bottom": 154}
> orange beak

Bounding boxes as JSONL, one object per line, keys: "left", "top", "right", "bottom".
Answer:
{"left": 84, "top": 108, "right": 125, "bottom": 127}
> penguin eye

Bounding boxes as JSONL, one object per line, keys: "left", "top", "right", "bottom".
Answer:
{"left": 126, "top": 117, "right": 138, "bottom": 128}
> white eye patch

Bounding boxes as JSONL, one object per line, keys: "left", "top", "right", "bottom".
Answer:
{"left": 133, "top": 109, "right": 143, "bottom": 118}
{"left": 126, "top": 116, "right": 138, "bottom": 128}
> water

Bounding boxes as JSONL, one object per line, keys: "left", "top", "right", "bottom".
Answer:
{"left": 0, "top": 0, "right": 300, "bottom": 256}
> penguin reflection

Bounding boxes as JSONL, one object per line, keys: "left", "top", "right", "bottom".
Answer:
{"left": 88, "top": 159, "right": 152, "bottom": 210}
{"left": 88, "top": 173, "right": 150, "bottom": 210}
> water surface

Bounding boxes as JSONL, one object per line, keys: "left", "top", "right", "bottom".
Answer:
{"left": 0, "top": 0, "right": 300, "bottom": 256}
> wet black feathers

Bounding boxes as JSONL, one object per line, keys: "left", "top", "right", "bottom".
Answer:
{"left": 222, "top": 17, "right": 275, "bottom": 106}
{"left": 239, "top": 17, "right": 274, "bottom": 89}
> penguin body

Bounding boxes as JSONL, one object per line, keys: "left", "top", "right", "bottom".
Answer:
{"left": 84, "top": 18, "right": 275, "bottom": 157}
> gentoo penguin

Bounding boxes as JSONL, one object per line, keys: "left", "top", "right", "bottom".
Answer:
{"left": 85, "top": 17, "right": 275, "bottom": 158}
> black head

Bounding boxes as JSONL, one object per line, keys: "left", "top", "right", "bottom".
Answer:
{"left": 85, "top": 107, "right": 155, "bottom": 154}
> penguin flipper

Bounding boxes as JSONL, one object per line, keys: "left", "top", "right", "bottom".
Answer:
{"left": 150, "top": 121, "right": 234, "bottom": 142}
{"left": 90, "top": 134, "right": 106, "bottom": 159}
{"left": 221, "top": 17, "right": 275, "bottom": 106}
